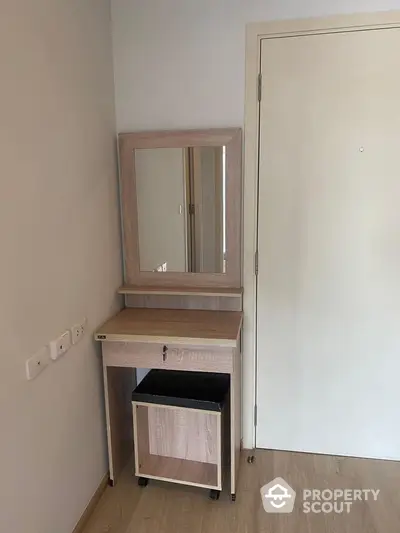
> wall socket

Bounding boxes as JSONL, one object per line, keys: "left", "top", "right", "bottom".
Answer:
{"left": 50, "top": 330, "right": 72, "bottom": 361}
{"left": 26, "top": 345, "right": 50, "bottom": 380}
{"left": 71, "top": 318, "right": 86, "bottom": 345}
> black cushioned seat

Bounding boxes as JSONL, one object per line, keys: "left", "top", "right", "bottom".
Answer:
{"left": 132, "top": 369, "right": 230, "bottom": 412}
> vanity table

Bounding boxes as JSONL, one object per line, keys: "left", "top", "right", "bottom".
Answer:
{"left": 95, "top": 128, "right": 243, "bottom": 500}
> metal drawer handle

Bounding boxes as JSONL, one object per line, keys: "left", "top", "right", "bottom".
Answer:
{"left": 162, "top": 345, "right": 168, "bottom": 362}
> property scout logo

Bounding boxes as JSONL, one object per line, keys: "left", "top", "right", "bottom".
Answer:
{"left": 260, "top": 478, "right": 296, "bottom": 513}
{"left": 260, "top": 477, "right": 380, "bottom": 514}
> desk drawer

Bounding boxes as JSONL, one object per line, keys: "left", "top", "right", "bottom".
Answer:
{"left": 102, "top": 342, "right": 233, "bottom": 374}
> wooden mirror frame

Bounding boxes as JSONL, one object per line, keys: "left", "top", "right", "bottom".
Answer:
{"left": 118, "top": 128, "right": 242, "bottom": 289}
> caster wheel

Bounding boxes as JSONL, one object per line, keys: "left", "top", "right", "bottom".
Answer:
{"left": 209, "top": 489, "right": 220, "bottom": 501}
{"left": 247, "top": 455, "right": 255, "bottom": 464}
{"left": 137, "top": 477, "right": 149, "bottom": 487}
{"left": 231, "top": 494, "right": 236, "bottom": 502}
{"left": 108, "top": 478, "right": 115, "bottom": 487}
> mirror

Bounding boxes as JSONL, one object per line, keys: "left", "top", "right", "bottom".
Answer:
{"left": 135, "top": 146, "right": 226, "bottom": 274}
{"left": 118, "top": 128, "right": 241, "bottom": 288}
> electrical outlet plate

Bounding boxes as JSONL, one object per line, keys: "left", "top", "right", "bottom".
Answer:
{"left": 71, "top": 318, "right": 86, "bottom": 345}
{"left": 26, "top": 345, "right": 50, "bottom": 380}
{"left": 50, "top": 330, "right": 72, "bottom": 360}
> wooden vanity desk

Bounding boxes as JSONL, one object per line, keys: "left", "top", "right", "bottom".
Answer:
{"left": 96, "top": 127, "right": 243, "bottom": 500}
{"left": 96, "top": 305, "right": 243, "bottom": 499}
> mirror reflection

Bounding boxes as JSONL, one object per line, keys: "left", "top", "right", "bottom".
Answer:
{"left": 135, "top": 146, "right": 226, "bottom": 273}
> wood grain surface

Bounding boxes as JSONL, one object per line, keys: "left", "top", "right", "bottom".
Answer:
{"left": 147, "top": 406, "right": 220, "bottom": 465}
{"left": 81, "top": 449, "right": 400, "bottom": 533}
{"left": 102, "top": 342, "right": 233, "bottom": 373}
{"left": 103, "top": 365, "right": 135, "bottom": 485}
{"left": 137, "top": 454, "right": 218, "bottom": 489}
{"left": 125, "top": 293, "right": 242, "bottom": 312}
{"left": 95, "top": 308, "right": 242, "bottom": 347}
{"left": 119, "top": 285, "right": 243, "bottom": 297}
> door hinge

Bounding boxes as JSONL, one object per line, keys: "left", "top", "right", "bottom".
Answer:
{"left": 188, "top": 203, "right": 195, "bottom": 215}
{"left": 254, "top": 404, "right": 258, "bottom": 427}
{"left": 254, "top": 250, "right": 259, "bottom": 276}
{"left": 257, "top": 73, "right": 262, "bottom": 102}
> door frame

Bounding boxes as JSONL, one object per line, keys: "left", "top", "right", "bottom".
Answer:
{"left": 243, "top": 10, "right": 400, "bottom": 450}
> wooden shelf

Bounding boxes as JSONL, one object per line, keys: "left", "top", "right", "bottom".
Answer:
{"left": 118, "top": 285, "right": 243, "bottom": 298}
{"left": 137, "top": 454, "right": 219, "bottom": 489}
{"left": 95, "top": 308, "right": 242, "bottom": 346}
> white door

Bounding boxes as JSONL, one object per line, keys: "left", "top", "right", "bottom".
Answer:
{"left": 256, "top": 28, "right": 400, "bottom": 459}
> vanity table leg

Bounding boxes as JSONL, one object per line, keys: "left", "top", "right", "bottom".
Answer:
{"left": 103, "top": 361, "right": 136, "bottom": 486}
{"left": 230, "top": 345, "right": 242, "bottom": 500}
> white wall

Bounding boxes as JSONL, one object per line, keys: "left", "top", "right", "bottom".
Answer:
{"left": 0, "top": 2, "right": 121, "bottom": 533}
{"left": 111, "top": 0, "right": 400, "bottom": 450}
{"left": 111, "top": 0, "right": 400, "bottom": 132}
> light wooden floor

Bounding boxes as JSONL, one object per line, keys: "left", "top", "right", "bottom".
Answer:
{"left": 82, "top": 450, "right": 400, "bottom": 533}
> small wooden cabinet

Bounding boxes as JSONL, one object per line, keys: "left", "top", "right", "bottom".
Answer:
{"left": 134, "top": 403, "right": 223, "bottom": 490}
{"left": 132, "top": 370, "right": 229, "bottom": 497}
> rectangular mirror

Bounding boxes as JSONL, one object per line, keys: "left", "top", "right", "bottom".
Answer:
{"left": 118, "top": 128, "right": 241, "bottom": 288}
{"left": 135, "top": 146, "right": 226, "bottom": 274}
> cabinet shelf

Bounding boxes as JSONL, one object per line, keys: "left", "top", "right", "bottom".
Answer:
{"left": 118, "top": 285, "right": 243, "bottom": 298}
